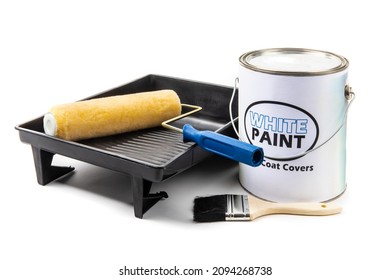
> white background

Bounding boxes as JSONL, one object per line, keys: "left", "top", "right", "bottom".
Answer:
{"left": 1, "top": 0, "right": 389, "bottom": 279}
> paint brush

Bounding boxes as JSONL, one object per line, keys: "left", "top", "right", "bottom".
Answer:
{"left": 193, "top": 194, "right": 342, "bottom": 222}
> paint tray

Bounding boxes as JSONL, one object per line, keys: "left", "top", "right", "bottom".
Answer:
{"left": 15, "top": 74, "right": 239, "bottom": 218}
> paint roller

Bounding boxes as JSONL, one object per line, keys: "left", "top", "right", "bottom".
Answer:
{"left": 43, "top": 90, "right": 263, "bottom": 167}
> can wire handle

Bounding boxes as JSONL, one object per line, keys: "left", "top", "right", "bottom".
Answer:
{"left": 229, "top": 77, "right": 241, "bottom": 139}
{"left": 229, "top": 78, "right": 355, "bottom": 161}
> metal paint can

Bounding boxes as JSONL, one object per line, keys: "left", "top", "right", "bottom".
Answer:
{"left": 238, "top": 48, "right": 352, "bottom": 202}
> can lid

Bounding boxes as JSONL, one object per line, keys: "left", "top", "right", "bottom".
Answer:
{"left": 239, "top": 48, "right": 349, "bottom": 76}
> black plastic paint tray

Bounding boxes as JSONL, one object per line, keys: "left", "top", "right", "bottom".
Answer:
{"left": 16, "top": 74, "right": 238, "bottom": 218}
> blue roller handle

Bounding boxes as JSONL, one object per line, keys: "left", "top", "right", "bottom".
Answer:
{"left": 182, "top": 124, "right": 264, "bottom": 167}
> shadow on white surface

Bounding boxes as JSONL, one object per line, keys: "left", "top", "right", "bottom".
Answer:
{"left": 51, "top": 154, "right": 240, "bottom": 221}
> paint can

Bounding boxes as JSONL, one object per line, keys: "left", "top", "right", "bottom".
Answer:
{"left": 238, "top": 48, "right": 353, "bottom": 202}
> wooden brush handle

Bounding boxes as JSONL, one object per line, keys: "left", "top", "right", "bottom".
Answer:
{"left": 248, "top": 196, "right": 342, "bottom": 219}
{"left": 266, "top": 202, "right": 342, "bottom": 216}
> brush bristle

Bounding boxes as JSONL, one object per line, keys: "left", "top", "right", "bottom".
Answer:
{"left": 193, "top": 195, "right": 227, "bottom": 222}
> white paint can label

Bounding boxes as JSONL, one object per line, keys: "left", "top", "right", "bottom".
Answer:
{"left": 244, "top": 101, "right": 319, "bottom": 160}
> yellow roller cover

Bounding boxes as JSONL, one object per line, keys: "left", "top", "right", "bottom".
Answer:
{"left": 43, "top": 90, "right": 181, "bottom": 141}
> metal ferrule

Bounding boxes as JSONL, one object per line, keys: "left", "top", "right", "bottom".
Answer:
{"left": 225, "top": 195, "right": 251, "bottom": 221}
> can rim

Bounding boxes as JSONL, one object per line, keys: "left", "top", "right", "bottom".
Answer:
{"left": 239, "top": 48, "right": 349, "bottom": 76}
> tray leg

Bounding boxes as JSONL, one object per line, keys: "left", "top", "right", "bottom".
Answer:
{"left": 131, "top": 176, "right": 168, "bottom": 219}
{"left": 31, "top": 146, "right": 75, "bottom": 185}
